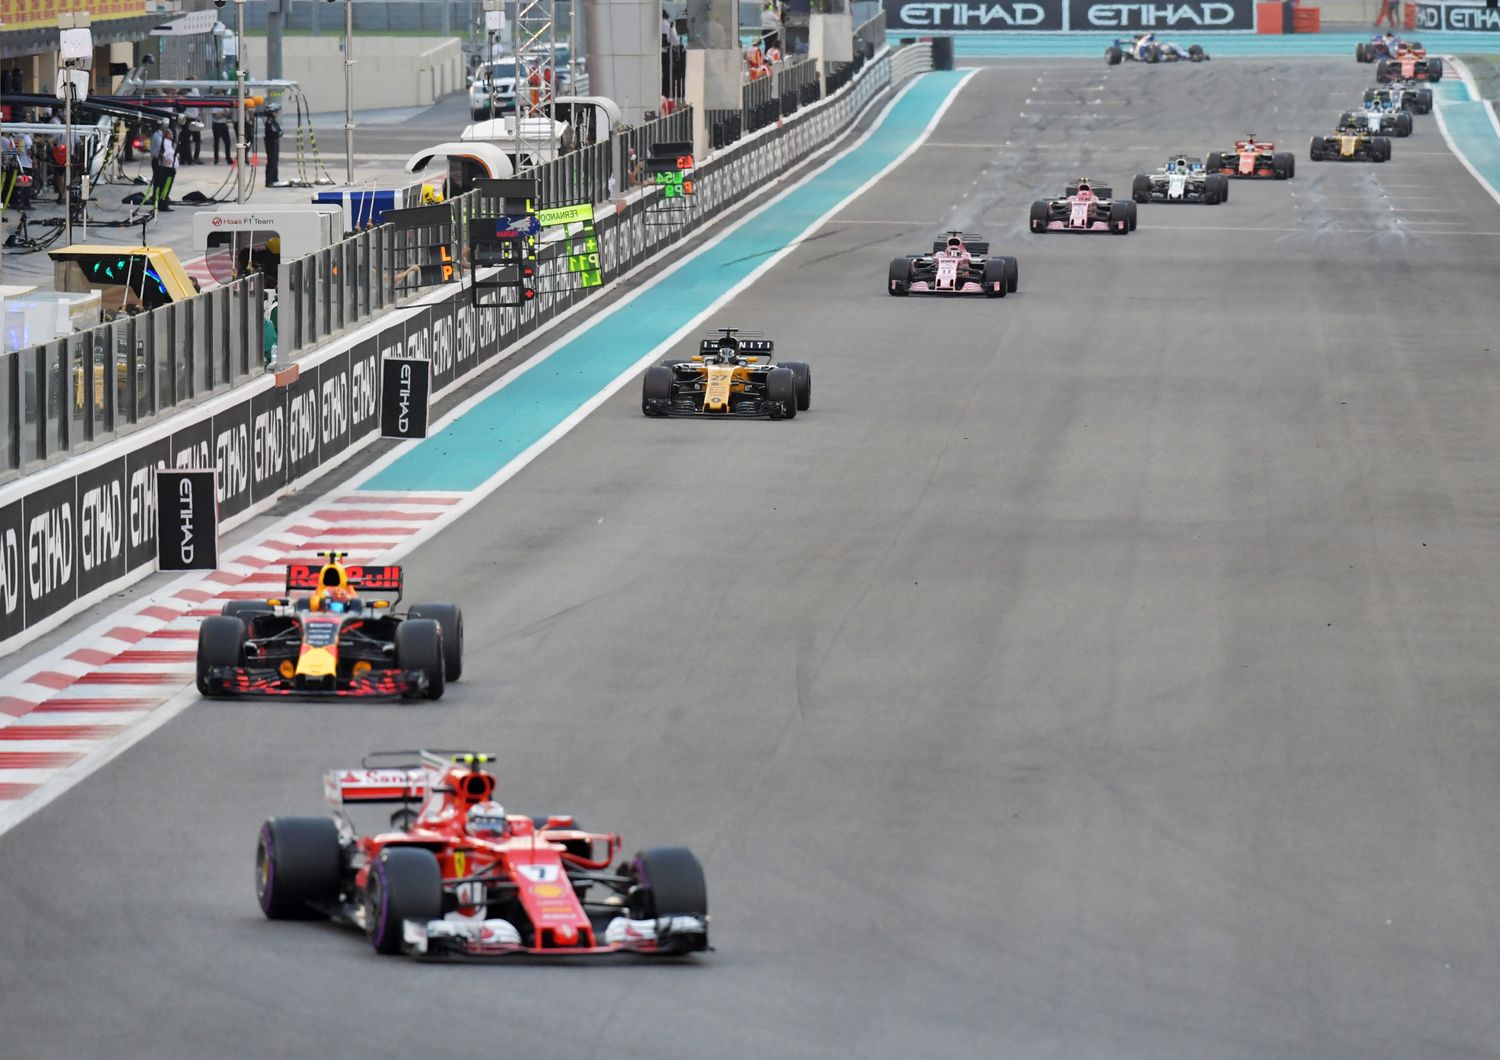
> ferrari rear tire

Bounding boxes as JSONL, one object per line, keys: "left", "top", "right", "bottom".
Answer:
{"left": 1029, "top": 200, "right": 1049, "bottom": 234}
{"left": 256, "top": 816, "right": 342, "bottom": 920}
{"left": 642, "top": 364, "right": 673, "bottom": 416}
{"left": 981, "top": 258, "right": 1008, "bottom": 298}
{"left": 887, "top": 256, "right": 912, "bottom": 296}
{"left": 1132, "top": 174, "right": 1151, "bottom": 204}
{"left": 765, "top": 367, "right": 797, "bottom": 419}
{"left": 407, "top": 603, "right": 463, "bottom": 681}
{"left": 395, "top": 619, "right": 445, "bottom": 699}
{"left": 780, "top": 360, "right": 812, "bottom": 411}
{"left": 1272, "top": 152, "right": 1294, "bottom": 180}
{"left": 365, "top": 847, "right": 443, "bottom": 955}
{"left": 196, "top": 616, "right": 245, "bottom": 696}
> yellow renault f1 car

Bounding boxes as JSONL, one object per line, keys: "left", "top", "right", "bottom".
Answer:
{"left": 642, "top": 329, "right": 811, "bottom": 419}
{"left": 195, "top": 551, "right": 463, "bottom": 700}
{"left": 1309, "top": 125, "right": 1392, "bottom": 163}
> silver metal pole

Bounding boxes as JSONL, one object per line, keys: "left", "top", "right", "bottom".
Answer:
{"left": 64, "top": 84, "right": 73, "bottom": 245}
{"left": 236, "top": 0, "right": 247, "bottom": 203}
{"left": 344, "top": 0, "right": 355, "bottom": 184}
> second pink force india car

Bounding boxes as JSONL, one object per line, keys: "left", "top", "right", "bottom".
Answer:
{"left": 887, "top": 232, "right": 1019, "bottom": 298}
{"left": 1030, "top": 180, "right": 1137, "bottom": 234}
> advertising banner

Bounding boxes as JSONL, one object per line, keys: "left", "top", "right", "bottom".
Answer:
{"left": 1072, "top": 0, "right": 1255, "bottom": 30}
{"left": 155, "top": 469, "right": 220, "bottom": 572}
{"left": 380, "top": 358, "right": 432, "bottom": 440}
{"left": 1413, "top": 2, "right": 1500, "bottom": 31}
{"left": 883, "top": 0, "right": 1255, "bottom": 30}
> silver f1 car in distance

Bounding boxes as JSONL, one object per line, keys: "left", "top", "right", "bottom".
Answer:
{"left": 888, "top": 232, "right": 1019, "bottom": 298}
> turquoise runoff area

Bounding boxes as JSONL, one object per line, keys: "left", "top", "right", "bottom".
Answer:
{"left": 366, "top": 38, "right": 1500, "bottom": 493}
{"left": 952, "top": 30, "right": 1500, "bottom": 58}
{"left": 365, "top": 69, "right": 969, "bottom": 492}
{"left": 1434, "top": 69, "right": 1500, "bottom": 191}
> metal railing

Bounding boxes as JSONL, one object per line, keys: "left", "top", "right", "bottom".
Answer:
{"left": 0, "top": 275, "right": 265, "bottom": 475}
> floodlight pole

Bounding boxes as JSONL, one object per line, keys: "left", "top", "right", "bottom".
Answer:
{"left": 235, "top": 0, "right": 247, "bottom": 203}
{"left": 344, "top": 0, "right": 355, "bottom": 184}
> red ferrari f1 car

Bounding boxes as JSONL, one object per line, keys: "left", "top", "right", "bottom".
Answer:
{"left": 255, "top": 751, "right": 710, "bottom": 958}
{"left": 196, "top": 551, "right": 463, "bottom": 699}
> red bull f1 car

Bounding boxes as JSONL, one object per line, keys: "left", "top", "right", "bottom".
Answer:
{"left": 1206, "top": 137, "right": 1295, "bottom": 179}
{"left": 195, "top": 551, "right": 463, "bottom": 699}
{"left": 642, "top": 328, "right": 810, "bottom": 419}
{"left": 1030, "top": 179, "right": 1136, "bottom": 234}
{"left": 255, "top": 751, "right": 710, "bottom": 958}
{"left": 887, "top": 232, "right": 1019, "bottom": 298}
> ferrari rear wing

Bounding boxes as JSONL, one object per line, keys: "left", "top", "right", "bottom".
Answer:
{"left": 323, "top": 768, "right": 427, "bottom": 806}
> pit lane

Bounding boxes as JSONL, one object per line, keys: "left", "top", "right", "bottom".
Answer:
{"left": 3, "top": 56, "right": 1500, "bottom": 1059}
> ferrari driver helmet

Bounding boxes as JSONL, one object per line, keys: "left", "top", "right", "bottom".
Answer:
{"left": 467, "top": 801, "right": 508, "bottom": 838}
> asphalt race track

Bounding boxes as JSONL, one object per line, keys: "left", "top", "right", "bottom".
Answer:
{"left": 4, "top": 57, "right": 1500, "bottom": 1059}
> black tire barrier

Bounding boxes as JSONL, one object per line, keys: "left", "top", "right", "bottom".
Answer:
{"left": 932, "top": 36, "right": 955, "bottom": 71}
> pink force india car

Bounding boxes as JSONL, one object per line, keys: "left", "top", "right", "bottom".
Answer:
{"left": 887, "top": 232, "right": 1019, "bottom": 298}
{"left": 1029, "top": 179, "right": 1137, "bottom": 234}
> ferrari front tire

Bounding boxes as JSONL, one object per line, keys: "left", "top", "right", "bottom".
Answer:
{"left": 628, "top": 847, "right": 708, "bottom": 954}
{"left": 395, "top": 619, "right": 445, "bottom": 700}
{"left": 364, "top": 847, "right": 443, "bottom": 955}
{"left": 196, "top": 615, "right": 245, "bottom": 696}
{"left": 256, "top": 816, "right": 342, "bottom": 920}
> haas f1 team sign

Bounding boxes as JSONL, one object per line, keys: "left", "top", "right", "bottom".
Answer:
{"left": 885, "top": 0, "right": 1255, "bottom": 30}
{"left": 155, "top": 469, "right": 220, "bottom": 572}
